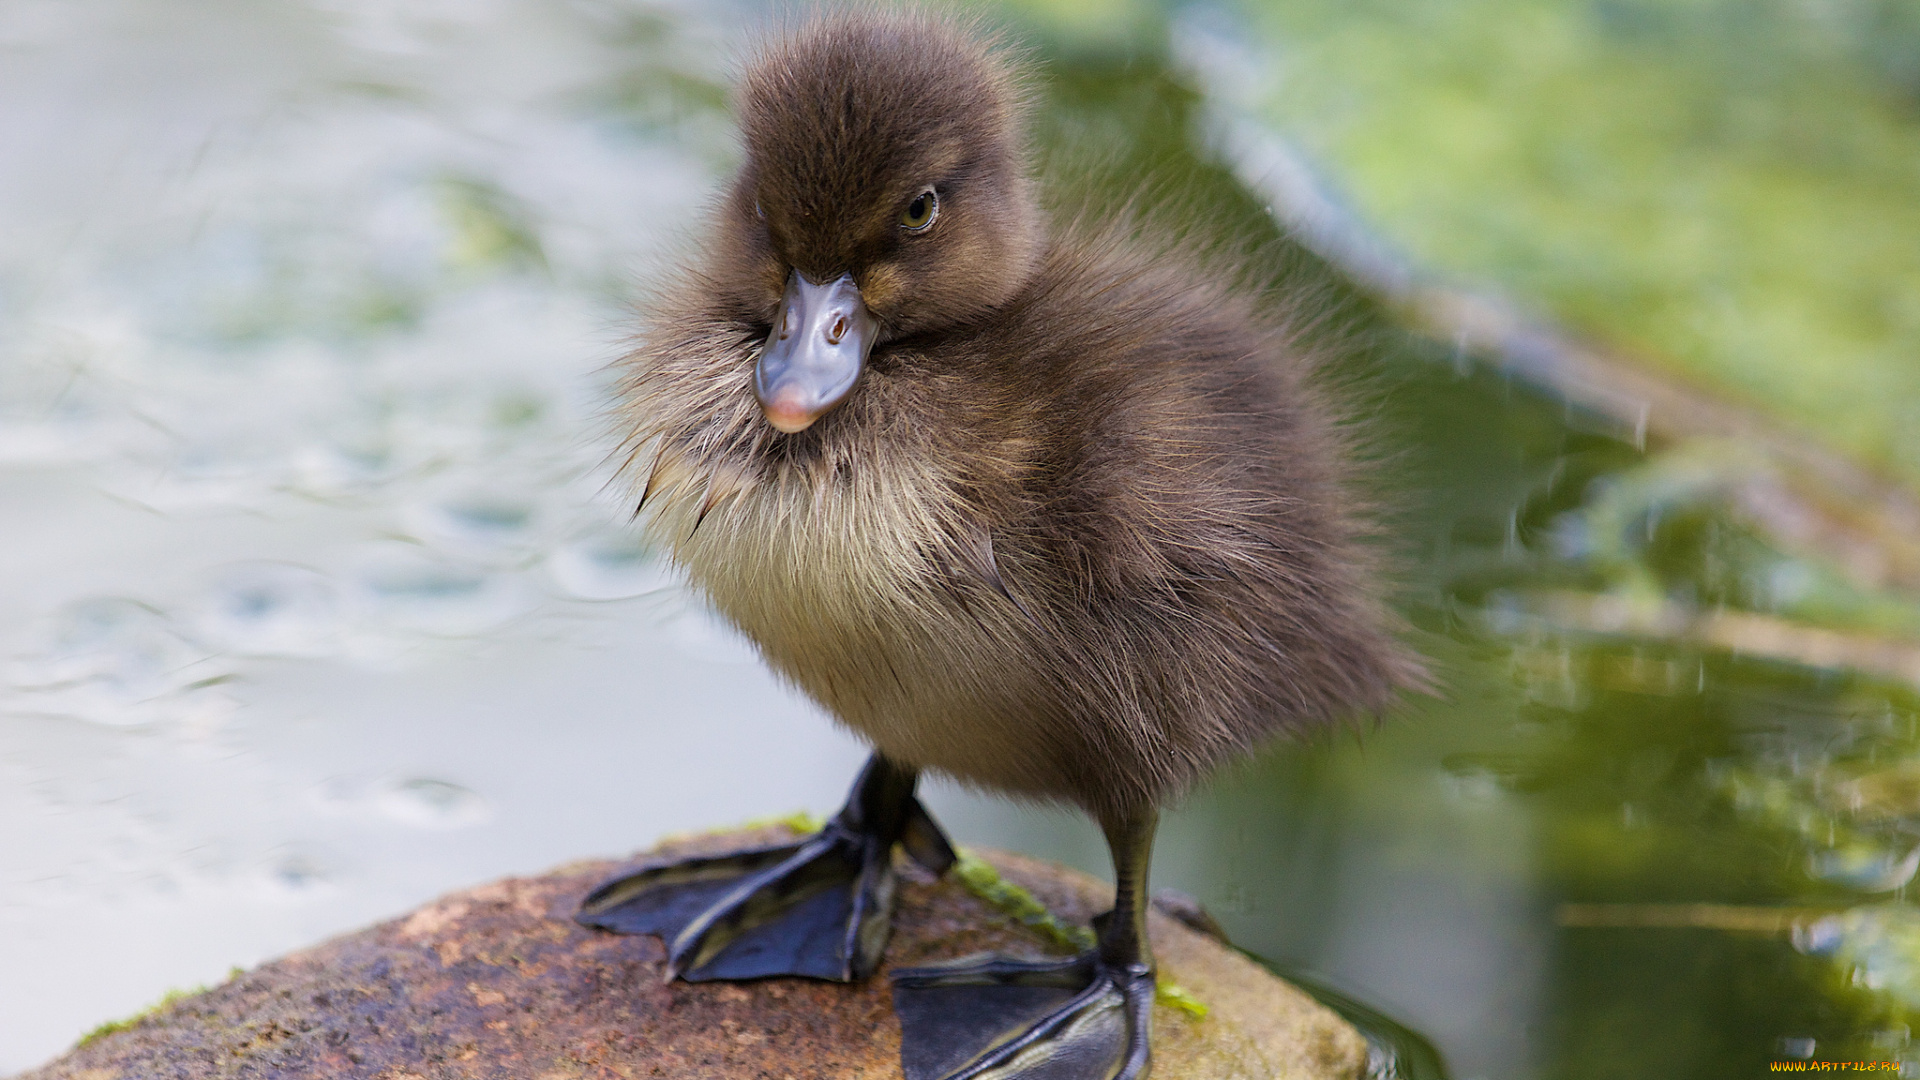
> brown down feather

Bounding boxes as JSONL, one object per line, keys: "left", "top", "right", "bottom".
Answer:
{"left": 613, "top": 8, "right": 1427, "bottom": 820}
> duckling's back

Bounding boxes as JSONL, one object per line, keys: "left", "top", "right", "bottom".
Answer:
{"left": 880, "top": 230, "right": 1423, "bottom": 816}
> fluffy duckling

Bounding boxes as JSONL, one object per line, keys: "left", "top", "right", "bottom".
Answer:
{"left": 577, "top": 11, "right": 1423, "bottom": 1079}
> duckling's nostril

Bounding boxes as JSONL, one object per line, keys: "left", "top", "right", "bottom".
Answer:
{"left": 826, "top": 315, "right": 848, "bottom": 345}
{"left": 779, "top": 308, "right": 797, "bottom": 341}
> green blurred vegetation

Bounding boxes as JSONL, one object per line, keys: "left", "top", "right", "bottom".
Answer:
{"left": 1238, "top": 0, "right": 1920, "bottom": 490}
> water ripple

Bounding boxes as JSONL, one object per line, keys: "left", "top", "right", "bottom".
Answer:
{"left": 6, "top": 597, "right": 233, "bottom": 728}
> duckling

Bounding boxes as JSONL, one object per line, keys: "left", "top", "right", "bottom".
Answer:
{"left": 575, "top": 11, "right": 1424, "bottom": 1079}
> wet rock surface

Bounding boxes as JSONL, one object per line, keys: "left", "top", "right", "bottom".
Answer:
{"left": 18, "top": 829, "right": 1367, "bottom": 1080}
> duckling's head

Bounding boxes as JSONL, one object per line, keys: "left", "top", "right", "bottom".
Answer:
{"left": 711, "top": 11, "right": 1039, "bottom": 433}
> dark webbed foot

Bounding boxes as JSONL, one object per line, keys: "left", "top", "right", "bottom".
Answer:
{"left": 891, "top": 807, "right": 1162, "bottom": 1080}
{"left": 891, "top": 953, "right": 1154, "bottom": 1080}
{"left": 576, "top": 754, "right": 953, "bottom": 982}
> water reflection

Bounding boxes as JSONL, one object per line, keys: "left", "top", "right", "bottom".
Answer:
{"left": 194, "top": 563, "right": 342, "bottom": 660}
{"left": 545, "top": 525, "right": 678, "bottom": 602}
{"left": 8, "top": 598, "right": 232, "bottom": 730}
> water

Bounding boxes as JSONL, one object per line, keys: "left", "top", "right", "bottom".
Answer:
{"left": 4, "top": 3, "right": 1917, "bottom": 1078}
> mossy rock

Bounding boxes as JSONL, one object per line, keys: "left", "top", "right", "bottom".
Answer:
{"left": 19, "top": 829, "right": 1367, "bottom": 1079}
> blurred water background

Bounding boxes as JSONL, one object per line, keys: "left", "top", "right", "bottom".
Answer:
{"left": 4, "top": 1, "right": 1919, "bottom": 1076}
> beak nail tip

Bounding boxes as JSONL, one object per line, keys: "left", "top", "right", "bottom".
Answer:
{"left": 764, "top": 410, "right": 818, "bottom": 434}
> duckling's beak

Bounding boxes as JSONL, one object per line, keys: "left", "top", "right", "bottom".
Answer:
{"left": 755, "top": 271, "right": 876, "bottom": 434}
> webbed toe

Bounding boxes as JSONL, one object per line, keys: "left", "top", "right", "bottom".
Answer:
{"left": 891, "top": 952, "right": 1154, "bottom": 1080}
{"left": 576, "top": 754, "right": 952, "bottom": 983}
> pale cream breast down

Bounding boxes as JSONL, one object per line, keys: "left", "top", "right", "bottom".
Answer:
{"left": 624, "top": 326, "right": 1077, "bottom": 802}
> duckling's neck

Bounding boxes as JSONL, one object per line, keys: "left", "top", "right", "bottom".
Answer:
{"left": 642, "top": 425, "right": 965, "bottom": 634}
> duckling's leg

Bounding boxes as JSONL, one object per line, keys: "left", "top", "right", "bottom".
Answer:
{"left": 891, "top": 807, "right": 1159, "bottom": 1080}
{"left": 576, "top": 754, "right": 955, "bottom": 982}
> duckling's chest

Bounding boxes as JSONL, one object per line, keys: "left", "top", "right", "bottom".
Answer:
{"left": 690, "top": 476, "right": 934, "bottom": 633}
{"left": 649, "top": 448, "right": 989, "bottom": 723}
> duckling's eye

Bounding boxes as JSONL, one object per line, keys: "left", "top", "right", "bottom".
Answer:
{"left": 901, "top": 189, "right": 938, "bottom": 232}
